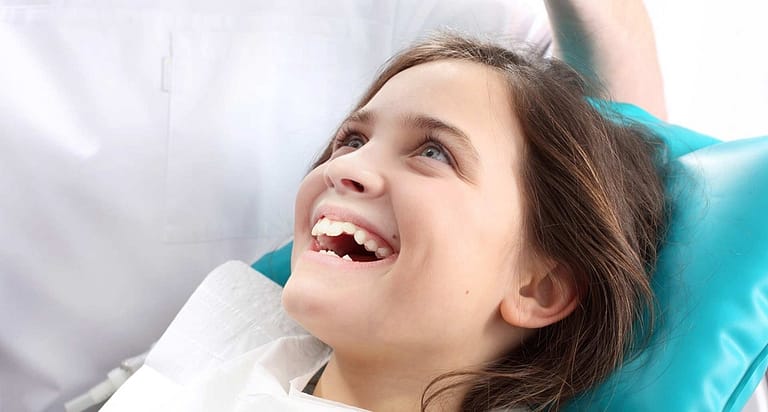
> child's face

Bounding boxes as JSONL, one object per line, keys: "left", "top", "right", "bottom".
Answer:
{"left": 284, "top": 60, "right": 532, "bottom": 365}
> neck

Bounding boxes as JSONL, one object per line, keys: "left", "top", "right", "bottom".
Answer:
{"left": 313, "top": 352, "right": 467, "bottom": 412}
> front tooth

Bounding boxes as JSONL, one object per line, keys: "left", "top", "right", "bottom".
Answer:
{"left": 342, "top": 254, "right": 352, "bottom": 261}
{"left": 326, "top": 221, "right": 344, "bottom": 236}
{"left": 311, "top": 220, "right": 322, "bottom": 236}
{"left": 353, "top": 230, "right": 367, "bottom": 245}
{"left": 317, "top": 218, "right": 331, "bottom": 235}
{"left": 375, "top": 247, "right": 393, "bottom": 259}
{"left": 341, "top": 222, "right": 356, "bottom": 235}
{"left": 364, "top": 239, "right": 379, "bottom": 253}
{"left": 326, "top": 249, "right": 340, "bottom": 258}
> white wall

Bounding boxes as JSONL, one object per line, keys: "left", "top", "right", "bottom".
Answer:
{"left": 646, "top": 0, "right": 768, "bottom": 140}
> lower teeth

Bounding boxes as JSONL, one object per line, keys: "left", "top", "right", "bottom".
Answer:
{"left": 319, "top": 250, "right": 353, "bottom": 261}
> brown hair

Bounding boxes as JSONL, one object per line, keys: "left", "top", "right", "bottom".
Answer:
{"left": 311, "top": 34, "right": 667, "bottom": 411}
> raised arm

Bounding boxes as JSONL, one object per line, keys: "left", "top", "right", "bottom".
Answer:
{"left": 544, "top": 0, "right": 667, "bottom": 119}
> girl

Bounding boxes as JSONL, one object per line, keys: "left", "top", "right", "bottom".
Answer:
{"left": 282, "top": 34, "right": 666, "bottom": 411}
{"left": 102, "top": 4, "right": 668, "bottom": 411}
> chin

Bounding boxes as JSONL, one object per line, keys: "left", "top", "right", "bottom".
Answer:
{"left": 281, "top": 267, "right": 384, "bottom": 350}
{"left": 282, "top": 269, "right": 345, "bottom": 336}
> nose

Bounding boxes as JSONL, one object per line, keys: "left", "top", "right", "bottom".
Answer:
{"left": 323, "top": 150, "right": 386, "bottom": 198}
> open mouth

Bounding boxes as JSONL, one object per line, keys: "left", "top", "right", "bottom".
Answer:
{"left": 311, "top": 217, "right": 396, "bottom": 262}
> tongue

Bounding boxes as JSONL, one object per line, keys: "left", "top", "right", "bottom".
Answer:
{"left": 321, "top": 234, "right": 379, "bottom": 261}
{"left": 348, "top": 252, "right": 379, "bottom": 262}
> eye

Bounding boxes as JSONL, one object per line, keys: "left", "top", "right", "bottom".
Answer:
{"left": 343, "top": 135, "right": 366, "bottom": 149}
{"left": 418, "top": 139, "right": 452, "bottom": 165}
{"left": 420, "top": 144, "right": 449, "bottom": 163}
{"left": 333, "top": 127, "right": 367, "bottom": 152}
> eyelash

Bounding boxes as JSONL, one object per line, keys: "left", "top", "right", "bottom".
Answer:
{"left": 332, "top": 125, "right": 458, "bottom": 168}
{"left": 332, "top": 125, "right": 364, "bottom": 150}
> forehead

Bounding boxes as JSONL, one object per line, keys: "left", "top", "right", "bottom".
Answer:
{"left": 361, "top": 60, "right": 524, "bottom": 173}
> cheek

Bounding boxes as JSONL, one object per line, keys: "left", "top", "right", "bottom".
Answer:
{"left": 294, "top": 172, "right": 321, "bottom": 221}
{"left": 291, "top": 168, "right": 326, "bottom": 264}
{"left": 393, "top": 184, "right": 486, "bottom": 293}
{"left": 395, "top": 182, "right": 522, "bottom": 299}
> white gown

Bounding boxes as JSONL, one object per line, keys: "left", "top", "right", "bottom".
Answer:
{"left": 99, "top": 261, "right": 360, "bottom": 411}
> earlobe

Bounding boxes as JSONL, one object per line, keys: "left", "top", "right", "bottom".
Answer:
{"left": 500, "top": 263, "right": 579, "bottom": 329}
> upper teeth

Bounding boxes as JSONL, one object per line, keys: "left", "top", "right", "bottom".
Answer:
{"left": 311, "top": 217, "right": 394, "bottom": 259}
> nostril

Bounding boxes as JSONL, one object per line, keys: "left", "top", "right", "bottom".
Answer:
{"left": 341, "top": 178, "right": 365, "bottom": 192}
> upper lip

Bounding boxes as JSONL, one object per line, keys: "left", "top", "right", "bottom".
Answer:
{"left": 311, "top": 204, "right": 399, "bottom": 253}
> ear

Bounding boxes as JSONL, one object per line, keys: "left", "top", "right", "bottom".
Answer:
{"left": 500, "top": 262, "right": 579, "bottom": 329}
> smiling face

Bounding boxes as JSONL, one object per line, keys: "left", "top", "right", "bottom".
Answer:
{"left": 283, "top": 60, "right": 537, "bottom": 366}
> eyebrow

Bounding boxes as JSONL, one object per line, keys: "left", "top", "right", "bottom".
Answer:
{"left": 344, "top": 109, "right": 481, "bottom": 168}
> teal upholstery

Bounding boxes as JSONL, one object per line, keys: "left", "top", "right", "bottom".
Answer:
{"left": 252, "top": 102, "right": 768, "bottom": 411}
{"left": 568, "top": 129, "right": 768, "bottom": 410}
{"left": 251, "top": 242, "right": 292, "bottom": 287}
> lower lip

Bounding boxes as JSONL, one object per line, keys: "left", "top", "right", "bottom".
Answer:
{"left": 300, "top": 249, "right": 398, "bottom": 271}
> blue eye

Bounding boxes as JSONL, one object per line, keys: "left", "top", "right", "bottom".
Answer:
{"left": 333, "top": 131, "right": 366, "bottom": 152}
{"left": 419, "top": 135, "right": 455, "bottom": 166}
{"left": 344, "top": 136, "right": 365, "bottom": 149}
{"left": 420, "top": 143, "right": 450, "bottom": 164}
